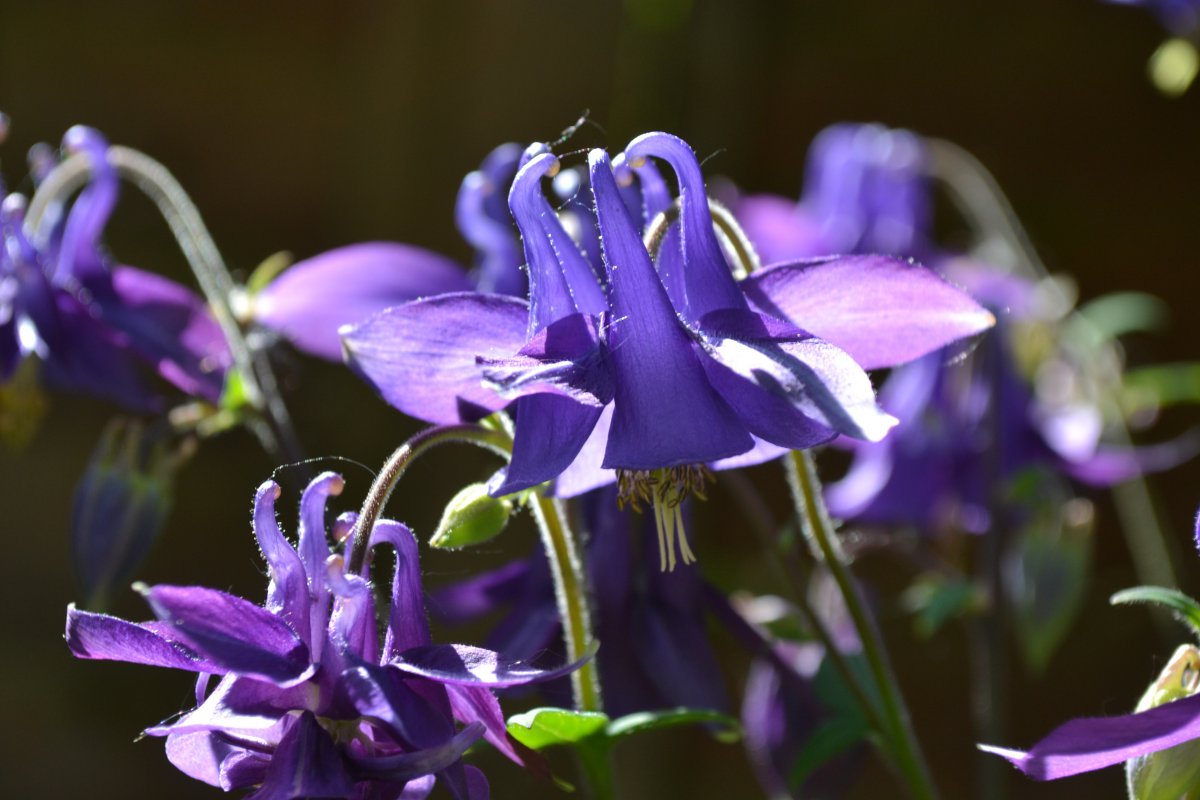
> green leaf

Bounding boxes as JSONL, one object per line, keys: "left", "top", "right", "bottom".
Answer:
{"left": 787, "top": 715, "right": 870, "bottom": 792}
{"left": 244, "top": 251, "right": 293, "bottom": 296}
{"left": 506, "top": 707, "right": 609, "bottom": 751}
{"left": 812, "top": 652, "right": 878, "bottom": 721}
{"left": 1112, "top": 586, "right": 1200, "bottom": 638}
{"left": 902, "top": 574, "right": 981, "bottom": 639}
{"left": 1007, "top": 510, "right": 1093, "bottom": 674}
{"left": 1072, "top": 291, "right": 1169, "bottom": 345}
{"left": 606, "top": 707, "right": 742, "bottom": 744}
{"left": 219, "top": 369, "right": 252, "bottom": 413}
{"left": 1123, "top": 363, "right": 1200, "bottom": 411}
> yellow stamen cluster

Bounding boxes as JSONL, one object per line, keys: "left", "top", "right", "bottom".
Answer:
{"left": 617, "top": 465, "right": 713, "bottom": 571}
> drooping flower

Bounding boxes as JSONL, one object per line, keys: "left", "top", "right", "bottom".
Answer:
{"left": 252, "top": 142, "right": 554, "bottom": 361}
{"left": 732, "top": 123, "right": 931, "bottom": 266}
{"left": 825, "top": 261, "right": 1196, "bottom": 537}
{"left": 343, "top": 133, "right": 994, "bottom": 561}
{"left": 70, "top": 418, "right": 192, "bottom": 610}
{"left": 1, "top": 124, "right": 228, "bottom": 410}
{"left": 66, "top": 472, "right": 582, "bottom": 798}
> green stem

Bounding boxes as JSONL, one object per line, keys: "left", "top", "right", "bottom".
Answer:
{"left": 786, "top": 450, "right": 939, "bottom": 800}
{"left": 529, "top": 493, "right": 603, "bottom": 713}
{"left": 346, "top": 424, "right": 512, "bottom": 575}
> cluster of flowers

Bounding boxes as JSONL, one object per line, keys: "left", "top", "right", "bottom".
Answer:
{"left": 20, "top": 107, "right": 1196, "bottom": 799}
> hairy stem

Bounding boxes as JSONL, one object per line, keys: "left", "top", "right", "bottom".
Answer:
{"left": 786, "top": 450, "right": 939, "bottom": 800}
{"left": 346, "top": 424, "right": 512, "bottom": 575}
{"left": 529, "top": 494, "right": 602, "bottom": 712}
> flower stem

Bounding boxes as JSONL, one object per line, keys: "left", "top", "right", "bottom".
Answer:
{"left": 26, "top": 146, "right": 303, "bottom": 462}
{"left": 346, "top": 424, "right": 513, "bottom": 575}
{"left": 529, "top": 493, "right": 602, "bottom": 713}
{"left": 786, "top": 450, "right": 939, "bottom": 800}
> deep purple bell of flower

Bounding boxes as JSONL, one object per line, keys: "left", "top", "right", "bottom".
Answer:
{"left": 343, "top": 135, "right": 993, "bottom": 542}
{"left": 1, "top": 124, "right": 228, "bottom": 410}
{"left": 66, "top": 472, "right": 585, "bottom": 799}
{"left": 253, "top": 142, "right": 554, "bottom": 361}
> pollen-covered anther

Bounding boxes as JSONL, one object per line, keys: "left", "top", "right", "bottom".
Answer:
{"left": 616, "top": 464, "right": 713, "bottom": 572}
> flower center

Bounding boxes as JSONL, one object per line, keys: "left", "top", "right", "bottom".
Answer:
{"left": 616, "top": 465, "right": 713, "bottom": 571}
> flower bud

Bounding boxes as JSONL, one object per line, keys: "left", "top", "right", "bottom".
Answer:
{"left": 429, "top": 483, "right": 513, "bottom": 549}
{"left": 1126, "top": 644, "right": 1200, "bottom": 800}
{"left": 70, "top": 419, "right": 193, "bottom": 609}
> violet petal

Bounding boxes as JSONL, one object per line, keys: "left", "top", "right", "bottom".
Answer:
{"left": 256, "top": 242, "right": 472, "bottom": 361}
{"left": 342, "top": 292, "right": 527, "bottom": 424}
{"left": 742, "top": 255, "right": 995, "bottom": 370}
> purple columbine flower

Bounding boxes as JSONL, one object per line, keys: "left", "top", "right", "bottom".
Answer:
{"left": 1, "top": 125, "right": 228, "bottom": 410}
{"left": 66, "top": 472, "right": 583, "bottom": 799}
{"left": 732, "top": 123, "right": 931, "bottom": 266}
{"left": 826, "top": 264, "right": 1195, "bottom": 535}
{"left": 343, "top": 133, "right": 993, "bottom": 565}
{"left": 252, "top": 142, "right": 546, "bottom": 361}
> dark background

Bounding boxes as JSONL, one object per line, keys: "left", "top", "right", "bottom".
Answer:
{"left": 2, "top": 1, "right": 1199, "bottom": 797}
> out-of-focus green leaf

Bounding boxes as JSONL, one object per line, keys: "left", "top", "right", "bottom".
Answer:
{"left": 787, "top": 715, "right": 871, "bottom": 792}
{"left": 244, "top": 251, "right": 293, "bottom": 296}
{"left": 219, "top": 369, "right": 251, "bottom": 413}
{"left": 903, "top": 575, "right": 982, "bottom": 639}
{"left": 0, "top": 358, "right": 46, "bottom": 450}
{"left": 1006, "top": 500, "right": 1094, "bottom": 673}
{"left": 1123, "top": 363, "right": 1200, "bottom": 412}
{"left": 1071, "top": 291, "right": 1169, "bottom": 347}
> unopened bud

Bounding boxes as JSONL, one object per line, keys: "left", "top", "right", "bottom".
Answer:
{"left": 1126, "top": 644, "right": 1200, "bottom": 800}
{"left": 429, "top": 483, "right": 513, "bottom": 549}
{"left": 71, "top": 419, "right": 193, "bottom": 609}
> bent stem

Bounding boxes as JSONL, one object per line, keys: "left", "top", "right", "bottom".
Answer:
{"left": 786, "top": 450, "right": 939, "bottom": 800}
{"left": 346, "top": 424, "right": 512, "bottom": 574}
{"left": 344, "top": 422, "right": 602, "bottom": 716}
{"left": 27, "top": 146, "right": 302, "bottom": 462}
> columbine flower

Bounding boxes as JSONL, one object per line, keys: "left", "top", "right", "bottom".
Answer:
{"left": 731, "top": 123, "right": 931, "bottom": 265}
{"left": 826, "top": 263, "right": 1196, "bottom": 536}
{"left": 344, "top": 134, "right": 993, "bottom": 566}
{"left": 252, "top": 142, "right": 552, "bottom": 361}
{"left": 66, "top": 472, "right": 582, "bottom": 798}
{"left": 1, "top": 124, "right": 227, "bottom": 409}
